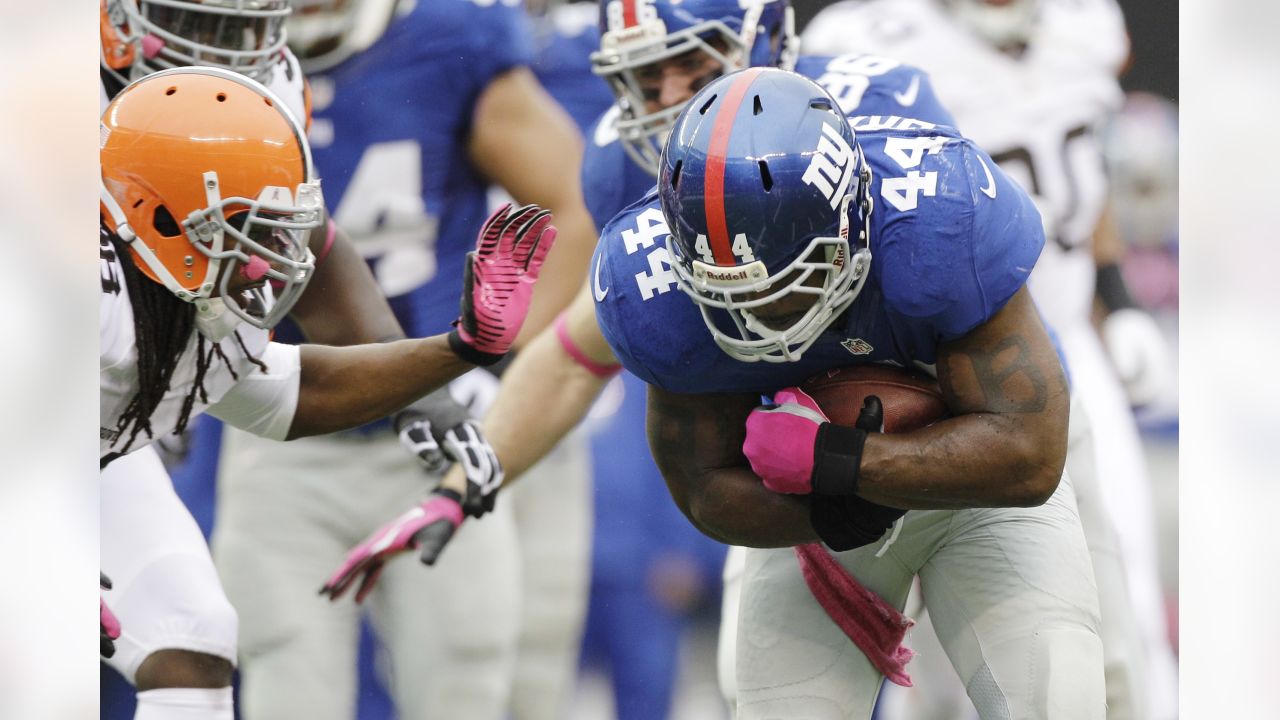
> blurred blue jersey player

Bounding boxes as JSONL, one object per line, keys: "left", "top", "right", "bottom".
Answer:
{"left": 590, "top": 67, "right": 1105, "bottom": 719}
{"left": 581, "top": 0, "right": 953, "bottom": 231}
{"left": 208, "top": 2, "right": 600, "bottom": 720}
{"left": 529, "top": 4, "right": 721, "bottom": 720}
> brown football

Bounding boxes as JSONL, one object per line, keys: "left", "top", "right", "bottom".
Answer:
{"left": 802, "top": 364, "right": 949, "bottom": 433}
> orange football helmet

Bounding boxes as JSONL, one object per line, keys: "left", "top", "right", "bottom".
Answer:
{"left": 100, "top": 66, "right": 322, "bottom": 331}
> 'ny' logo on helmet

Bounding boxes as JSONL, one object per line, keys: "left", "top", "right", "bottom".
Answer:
{"left": 802, "top": 122, "right": 855, "bottom": 209}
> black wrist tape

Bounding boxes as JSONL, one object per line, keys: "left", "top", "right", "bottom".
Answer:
{"left": 434, "top": 487, "right": 464, "bottom": 504}
{"left": 811, "top": 423, "right": 868, "bottom": 496}
{"left": 1096, "top": 263, "right": 1137, "bottom": 312}
{"left": 448, "top": 329, "right": 504, "bottom": 366}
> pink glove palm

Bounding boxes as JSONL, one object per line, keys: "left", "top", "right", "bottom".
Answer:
{"left": 743, "top": 388, "right": 829, "bottom": 494}
{"left": 449, "top": 203, "right": 557, "bottom": 365}
{"left": 319, "top": 490, "right": 464, "bottom": 604}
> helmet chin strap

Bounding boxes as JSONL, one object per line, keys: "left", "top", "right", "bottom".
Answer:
{"left": 193, "top": 298, "right": 241, "bottom": 342}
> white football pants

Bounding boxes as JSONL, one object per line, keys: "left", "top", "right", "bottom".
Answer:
{"left": 101, "top": 446, "right": 239, "bottom": 686}
{"left": 731, "top": 472, "right": 1105, "bottom": 719}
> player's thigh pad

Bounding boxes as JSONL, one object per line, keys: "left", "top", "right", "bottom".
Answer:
{"left": 733, "top": 535, "right": 924, "bottom": 720}
{"left": 101, "top": 447, "right": 238, "bottom": 684}
{"left": 919, "top": 475, "right": 1106, "bottom": 720}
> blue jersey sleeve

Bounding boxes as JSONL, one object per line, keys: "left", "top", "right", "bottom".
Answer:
{"left": 796, "top": 54, "right": 957, "bottom": 129}
{"left": 876, "top": 138, "right": 1044, "bottom": 341}
{"left": 449, "top": 0, "right": 533, "bottom": 86}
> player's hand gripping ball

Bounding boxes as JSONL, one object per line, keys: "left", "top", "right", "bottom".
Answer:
{"left": 744, "top": 364, "right": 948, "bottom": 495}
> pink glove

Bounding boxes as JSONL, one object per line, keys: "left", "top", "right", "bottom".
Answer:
{"left": 448, "top": 204, "right": 557, "bottom": 365}
{"left": 319, "top": 490, "right": 464, "bottom": 604}
{"left": 101, "top": 572, "right": 121, "bottom": 658}
{"left": 744, "top": 388, "right": 829, "bottom": 494}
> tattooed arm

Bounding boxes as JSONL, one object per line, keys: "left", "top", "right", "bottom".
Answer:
{"left": 856, "top": 287, "right": 1070, "bottom": 510}
{"left": 647, "top": 387, "right": 820, "bottom": 548}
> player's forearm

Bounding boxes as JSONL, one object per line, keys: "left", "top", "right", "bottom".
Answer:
{"left": 682, "top": 468, "right": 819, "bottom": 548}
{"left": 288, "top": 337, "right": 471, "bottom": 438}
{"left": 855, "top": 409, "right": 1068, "bottom": 510}
{"left": 486, "top": 326, "right": 610, "bottom": 483}
{"left": 647, "top": 386, "right": 818, "bottom": 548}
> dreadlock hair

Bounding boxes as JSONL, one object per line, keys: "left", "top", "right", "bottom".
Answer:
{"left": 106, "top": 226, "right": 267, "bottom": 455}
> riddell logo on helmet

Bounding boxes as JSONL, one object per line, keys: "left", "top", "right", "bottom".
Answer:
{"left": 693, "top": 259, "right": 768, "bottom": 286}
{"left": 802, "top": 122, "right": 855, "bottom": 209}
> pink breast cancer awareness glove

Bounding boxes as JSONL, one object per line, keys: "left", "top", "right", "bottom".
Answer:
{"left": 743, "top": 388, "right": 830, "bottom": 495}
{"left": 448, "top": 203, "right": 557, "bottom": 366}
{"left": 101, "top": 572, "right": 121, "bottom": 658}
{"left": 319, "top": 489, "right": 465, "bottom": 604}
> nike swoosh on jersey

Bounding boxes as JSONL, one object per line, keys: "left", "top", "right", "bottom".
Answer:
{"left": 893, "top": 75, "right": 920, "bottom": 106}
{"left": 592, "top": 254, "right": 609, "bottom": 301}
{"left": 976, "top": 155, "right": 998, "bottom": 199}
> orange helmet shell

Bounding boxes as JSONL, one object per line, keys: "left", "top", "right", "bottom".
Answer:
{"left": 100, "top": 69, "right": 312, "bottom": 293}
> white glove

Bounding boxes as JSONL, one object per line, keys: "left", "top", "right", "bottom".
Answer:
{"left": 1100, "top": 308, "right": 1173, "bottom": 407}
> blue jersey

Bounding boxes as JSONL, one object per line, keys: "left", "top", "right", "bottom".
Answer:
{"left": 580, "top": 54, "right": 955, "bottom": 231}
{"left": 592, "top": 117, "right": 1044, "bottom": 394}
{"left": 295, "top": 0, "right": 532, "bottom": 340}
{"left": 529, "top": 2, "right": 614, "bottom": 134}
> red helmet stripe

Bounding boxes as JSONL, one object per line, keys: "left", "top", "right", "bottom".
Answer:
{"left": 703, "top": 68, "right": 766, "bottom": 266}
{"left": 622, "top": 0, "right": 638, "bottom": 27}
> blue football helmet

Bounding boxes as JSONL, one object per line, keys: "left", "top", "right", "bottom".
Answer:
{"left": 592, "top": 0, "right": 798, "bottom": 177}
{"left": 659, "top": 68, "right": 873, "bottom": 363}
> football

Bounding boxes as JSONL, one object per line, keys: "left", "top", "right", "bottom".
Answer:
{"left": 802, "top": 364, "right": 949, "bottom": 433}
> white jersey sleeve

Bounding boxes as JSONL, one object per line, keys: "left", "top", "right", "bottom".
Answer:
{"left": 265, "top": 49, "right": 311, "bottom": 130}
{"left": 99, "top": 234, "right": 291, "bottom": 459}
{"left": 206, "top": 341, "right": 301, "bottom": 441}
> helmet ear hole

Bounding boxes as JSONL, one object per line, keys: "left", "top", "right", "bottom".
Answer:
{"left": 152, "top": 205, "right": 182, "bottom": 238}
{"left": 809, "top": 98, "right": 832, "bottom": 112}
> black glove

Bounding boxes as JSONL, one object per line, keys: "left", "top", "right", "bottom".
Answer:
{"left": 808, "top": 396, "right": 907, "bottom": 551}
{"left": 394, "top": 388, "right": 503, "bottom": 518}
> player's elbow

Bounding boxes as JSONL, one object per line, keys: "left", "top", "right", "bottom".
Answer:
{"left": 683, "top": 487, "right": 734, "bottom": 545}
{"left": 1006, "top": 433, "right": 1067, "bottom": 507}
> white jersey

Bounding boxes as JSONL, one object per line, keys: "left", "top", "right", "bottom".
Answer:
{"left": 99, "top": 231, "right": 299, "bottom": 461}
{"left": 803, "top": 0, "right": 1127, "bottom": 331}
{"left": 99, "top": 49, "right": 311, "bottom": 126}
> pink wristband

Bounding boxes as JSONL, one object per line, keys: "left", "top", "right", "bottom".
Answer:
{"left": 555, "top": 312, "right": 622, "bottom": 379}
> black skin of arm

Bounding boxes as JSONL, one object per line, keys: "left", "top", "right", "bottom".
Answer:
{"left": 288, "top": 336, "right": 471, "bottom": 439}
{"left": 645, "top": 286, "right": 1070, "bottom": 547}
{"left": 289, "top": 222, "right": 406, "bottom": 346}
{"left": 855, "top": 286, "right": 1070, "bottom": 509}
{"left": 283, "top": 221, "right": 473, "bottom": 439}
{"left": 647, "top": 387, "right": 820, "bottom": 548}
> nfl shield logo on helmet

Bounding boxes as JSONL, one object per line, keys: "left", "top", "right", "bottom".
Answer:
{"left": 841, "top": 338, "right": 873, "bottom": 355}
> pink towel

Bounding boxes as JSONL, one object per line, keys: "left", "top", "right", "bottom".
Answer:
{"left": 794, "top": 543, "right": 915, "bottom": 687}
